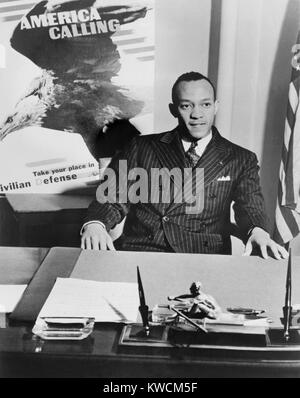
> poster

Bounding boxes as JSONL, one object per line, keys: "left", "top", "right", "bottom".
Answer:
{"left": 0, "top": 0, "right": 154, "bottom": 193}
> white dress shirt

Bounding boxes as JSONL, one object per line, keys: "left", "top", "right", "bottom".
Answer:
{"left": 181, "top": 131, "right": 212, "bottom": 157}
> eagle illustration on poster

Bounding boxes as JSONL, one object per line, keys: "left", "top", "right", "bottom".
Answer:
{"left": 0, "top": 0, "right": 154, "bottom": 193}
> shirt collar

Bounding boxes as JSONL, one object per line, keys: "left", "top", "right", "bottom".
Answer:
{"left": 181, "top": 131, "right": 213, "bottom": 154}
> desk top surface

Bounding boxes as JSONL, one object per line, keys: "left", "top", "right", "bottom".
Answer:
{"left": 0, "top": 247, "right": 48, "bottom": 284}
{"left": 6, "top": 192, "right": 94, "bottom": 213}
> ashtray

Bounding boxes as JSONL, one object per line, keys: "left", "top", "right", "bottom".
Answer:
{"left": 32, "top": 317, "right": 95, "bottom": 340}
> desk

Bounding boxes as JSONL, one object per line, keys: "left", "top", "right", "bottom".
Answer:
{"left": 0, "top": 247, "right": 48, "bottom": 284}
{"left": 1, "top": 247, "right": 300, "bottom": 378}
{"left": 5, "top": 193, "right": 93, "bottom": 246}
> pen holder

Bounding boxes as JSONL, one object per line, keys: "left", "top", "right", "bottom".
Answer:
{"left": 32, "top": 317, "right": 95, "bottom": 340}
{"left": 267, "top": 327, "right": 300, "bottom": 345}
{"left": 280, "top": 306, "right": 300, "bottom": 327}
{"left": 151, "top": 305, "right": 176, "bottom": 324}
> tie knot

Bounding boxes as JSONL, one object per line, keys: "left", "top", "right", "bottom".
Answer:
{"left": 187, "top": 141, "right": 198, "bottom": 153}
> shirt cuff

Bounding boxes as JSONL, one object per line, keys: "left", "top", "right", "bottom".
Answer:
{"left": 80, "top": 221, "right": 106, "bottom": 236}
{"left": 247, "top": 226, "right": 255, "bottom": 238}
{"left": 247, "top": 226, "right": 269, "bottom": 238}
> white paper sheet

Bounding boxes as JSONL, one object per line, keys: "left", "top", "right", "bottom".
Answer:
{"left": 0, "top": 285, "right": 27, "bottom": 313}
{"left": 38, "top": 278, "right": 139, "bottom": 323}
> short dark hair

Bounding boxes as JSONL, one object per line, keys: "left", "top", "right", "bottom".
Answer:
{"left": 171, "top": 72, "right": 216, "bottom": 103}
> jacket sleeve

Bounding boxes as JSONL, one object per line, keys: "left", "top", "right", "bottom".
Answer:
{"left": 84, "top": 137, "right": 139, "bottom": 232}
{"left": 232, "top": 152, "right": 269, "bottom": 241}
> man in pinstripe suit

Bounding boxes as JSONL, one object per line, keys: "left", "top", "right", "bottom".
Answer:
{"left": 81, "top": 72, "right": 288, "bottom": 259}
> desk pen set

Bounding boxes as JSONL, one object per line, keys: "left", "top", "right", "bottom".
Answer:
{"left": 121, "top": 256, "right": 300, "bottom": 349}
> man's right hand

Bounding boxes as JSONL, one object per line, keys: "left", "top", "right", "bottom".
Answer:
{"left": 81, "top": 223, "right": 116, "bottom": 251}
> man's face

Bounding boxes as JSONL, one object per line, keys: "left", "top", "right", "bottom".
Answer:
{"left": 170, "top": 79, "right": 218, "bottom": 140}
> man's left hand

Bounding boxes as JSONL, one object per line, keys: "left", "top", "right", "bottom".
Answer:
{"left": 244, "top": 227, "right": 288, "bottom": 260}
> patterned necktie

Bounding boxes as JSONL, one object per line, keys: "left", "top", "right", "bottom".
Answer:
{"left": 185, "top": 141, "right": 200, "bottom": 168}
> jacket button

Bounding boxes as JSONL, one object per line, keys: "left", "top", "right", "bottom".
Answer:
{"left": 209, "top": 193, "right": 217, "bottom": 199}
{"left": 162, "top": 216, "right": 169, "bottom": 222}
{"left": 147, "top": 234, "right": 154, "bottom": 240}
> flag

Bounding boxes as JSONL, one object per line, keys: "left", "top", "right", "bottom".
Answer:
{"left": 274, "top": 31, "right": 300, "bottom": 245}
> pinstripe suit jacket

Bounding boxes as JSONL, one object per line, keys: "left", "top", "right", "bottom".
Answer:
{"left": 86, "top": 127, "right": 269, "bottom": 254}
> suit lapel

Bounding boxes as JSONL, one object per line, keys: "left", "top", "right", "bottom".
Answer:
{"left": 167, "top": 127, "right": 233, "bottom": 213}
{"left": 196, "top": 127, "right": 233, "bottom": 187}
{"left": 151, "top": 129, "right": 186, "bottom": 172}
{"left": 150, "top": 129, "right": 186, "bottom": 210}
{"left": 152, "top": 127, "right": 233, "bottom": 187}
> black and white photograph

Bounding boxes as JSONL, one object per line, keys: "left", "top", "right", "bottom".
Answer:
{"left": 0, "top": 0, "right": 299, "bottom": 381}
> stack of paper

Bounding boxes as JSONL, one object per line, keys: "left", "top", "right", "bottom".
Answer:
{"left": 38, "top": 278, "right": 139, "bottom": 323}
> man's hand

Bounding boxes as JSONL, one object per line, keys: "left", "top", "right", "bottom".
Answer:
{"left": 81, "top": 223, "right": 115, "bottom": 251}
{"left": 244, "top": 227, "right": 288, "bottom": 260}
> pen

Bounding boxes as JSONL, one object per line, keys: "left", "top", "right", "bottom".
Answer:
{"left": 227, "top": 308, "right": 265, "bottom": 315}
{"left": 168, "top": 305, "right": 207, "bottom": 333}
{"left": 137, "top": 266, "right": 150, "bottom": 336}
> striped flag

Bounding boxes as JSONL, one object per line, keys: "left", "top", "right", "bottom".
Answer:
{"left": 273, "top": 31, "right": 300, "bottom": 245}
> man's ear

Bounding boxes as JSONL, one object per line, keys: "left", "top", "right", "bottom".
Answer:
{"left": 169, "top": 103, "right": 178, "bottom": 118}
{"left": 214, "top": 100, "right": 219, "bottom": 116}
